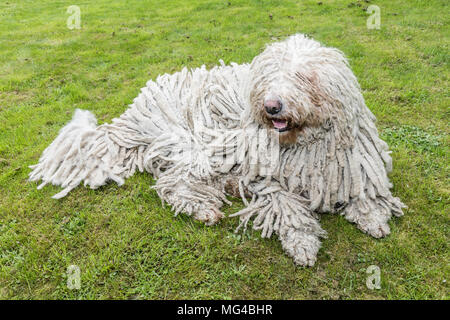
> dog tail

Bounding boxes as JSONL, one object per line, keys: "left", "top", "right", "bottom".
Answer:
{"left": 28, "top": 108, "right": 150, "bottom": 199}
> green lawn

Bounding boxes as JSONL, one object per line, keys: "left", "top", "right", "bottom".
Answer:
{"left": 0, "top": 0, "right": 448, "bottom": 299}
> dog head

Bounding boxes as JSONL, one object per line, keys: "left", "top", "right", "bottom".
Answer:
{"left": 249, "top": 34, "right": 353, "bottom": 145}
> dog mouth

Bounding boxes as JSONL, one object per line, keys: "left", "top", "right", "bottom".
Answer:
{"left": 270, "top": 119, "right": 291, "bottom": 132}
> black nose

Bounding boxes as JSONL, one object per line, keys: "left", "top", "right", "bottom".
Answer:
{"left": 264, "top": 100, "right": 282, "bottom": 115}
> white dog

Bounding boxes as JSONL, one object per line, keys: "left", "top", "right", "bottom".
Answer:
{"left": 30, "top": 34, "right": 405, "bottom": 266}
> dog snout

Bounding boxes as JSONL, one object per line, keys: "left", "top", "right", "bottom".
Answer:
{"left": 264, "top": 99, "right": 283, "bottom": 115}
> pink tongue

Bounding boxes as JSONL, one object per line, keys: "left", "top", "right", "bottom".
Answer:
{"left": 272, "top": 119, "right": 287, "bottom": 129}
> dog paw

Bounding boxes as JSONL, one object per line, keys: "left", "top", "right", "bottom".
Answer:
{"left": 290, "top": 243, "right": 318, "bottom": 267}
{"left": 358, "top": 220, "right": 391, "bottom": 238}
{"left": 280, "top": 229, "right": 321, "bottom": 267}
{"left": 343, "top": 199, "right": 393, "bottom": 239}
{"left": 193, "top": 207, "right": 224, "bottom": 226}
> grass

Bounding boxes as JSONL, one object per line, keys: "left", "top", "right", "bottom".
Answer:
{"left": 0, "top": 0, "right": 448, "bottom": 299}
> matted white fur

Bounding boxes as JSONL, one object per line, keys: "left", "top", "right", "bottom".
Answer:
{"left": 29, "top": 34, "right": 405, "bottom": 266}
